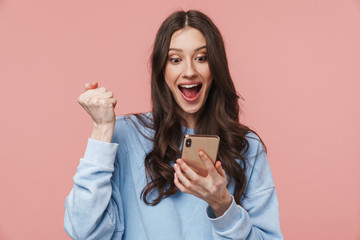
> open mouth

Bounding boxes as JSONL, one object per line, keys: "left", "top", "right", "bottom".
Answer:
{"left": 178, "top": 83, "right": 202, "bottom": 100}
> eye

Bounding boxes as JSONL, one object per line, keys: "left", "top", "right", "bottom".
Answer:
{"left": 169, "top": 57, "right": 181, "bottom": 64}
{"left": 195, "top": 55, "right": 208, "bottom": 62}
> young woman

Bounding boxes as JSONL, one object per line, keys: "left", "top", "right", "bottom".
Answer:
{"left": 64, "top": 10, "right": 283, "bottom": 240}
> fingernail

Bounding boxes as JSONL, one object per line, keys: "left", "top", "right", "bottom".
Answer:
{"left": 199, "top": 151, "right": 204, "bottom": 157}
{"left": 215, "top": 161, "right": 221, "bottom": 169}
{"left": 174, "top": 164, "right": 178, "bottom": 170}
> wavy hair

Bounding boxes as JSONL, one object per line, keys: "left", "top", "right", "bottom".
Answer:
{"left": 135, "top": 10, "right": 264, "bottom": 206}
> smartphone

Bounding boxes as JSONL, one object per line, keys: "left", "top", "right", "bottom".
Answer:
{"left": 181, "top": 134, "right": 220, "bottom": 177}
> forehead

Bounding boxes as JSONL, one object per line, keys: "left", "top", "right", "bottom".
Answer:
{"left": 169, "top": 27, "right": 206, "bottom": 49}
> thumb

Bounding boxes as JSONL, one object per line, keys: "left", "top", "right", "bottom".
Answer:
{"left": 84, "top": 82, "right": 98, "bottom": 90}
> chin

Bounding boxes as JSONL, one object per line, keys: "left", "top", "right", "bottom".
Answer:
{"left": 179, "top": 102, "right": 203, "bottom": 115}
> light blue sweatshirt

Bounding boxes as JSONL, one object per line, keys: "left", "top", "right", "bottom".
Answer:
{"left": 64, "top": 114, "right": 283, "bottom": 240}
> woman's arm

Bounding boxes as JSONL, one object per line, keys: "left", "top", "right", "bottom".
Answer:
{"left": 174, "top": 135, "right": 283, "bottom": 239}
{"left": 207, "top": 187, "right": 282, "bottom": 239}
{"left": 64, "top": 83, "right": 124, "bottom": 239}
{"left": 64, "top": 139, "right": 124, "bottom": 239}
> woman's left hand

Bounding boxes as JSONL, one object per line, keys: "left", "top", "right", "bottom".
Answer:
{"left": 173, "top": 150, "right": 233, "bottom": 217}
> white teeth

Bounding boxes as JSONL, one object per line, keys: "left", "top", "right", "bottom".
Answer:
{"left": 179, "top": 84, "right": 199, "bottom": 88}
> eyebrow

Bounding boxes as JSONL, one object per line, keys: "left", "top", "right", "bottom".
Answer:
{"left": 168, "top": 46, "right": 207, "bottom": 52}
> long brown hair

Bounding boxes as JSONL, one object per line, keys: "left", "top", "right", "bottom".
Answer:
{"left": 134, "top": 10, "right": 263, "bottom": 206}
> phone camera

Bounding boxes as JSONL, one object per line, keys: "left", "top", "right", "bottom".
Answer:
{"left": 185, "top": 139, "right": 191, "bottom": 147}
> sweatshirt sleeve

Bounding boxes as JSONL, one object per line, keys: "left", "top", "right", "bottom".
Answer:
{"left": 64, "top": 138, "right": 124, "bottom": 240}
{"left": 206, "top": 135, "right": 283, "bottom": 240}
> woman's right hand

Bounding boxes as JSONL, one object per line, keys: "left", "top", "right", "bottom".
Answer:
{"left": 78, "top": 82, "right": 117, "bottom": 142}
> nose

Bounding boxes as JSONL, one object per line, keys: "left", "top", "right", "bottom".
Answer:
{"left": 182, "top": 61, "right": 198, "bottom": 79}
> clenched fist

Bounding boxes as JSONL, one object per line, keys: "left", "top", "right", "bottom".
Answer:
{"left": 78, "top": 82, "right": 117, "bottom": 142}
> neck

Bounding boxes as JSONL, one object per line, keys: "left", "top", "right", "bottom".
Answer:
{"left": 183, "top": 115, "right": 196, "bottom": 129}
{"left": 177, "top": 109, "right": 198, "bottom": 129}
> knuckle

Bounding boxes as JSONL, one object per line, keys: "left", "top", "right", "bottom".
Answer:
{"left": 214, "top": 182, "right": 222, "bottom": 189}
{"left": 210, "top": 186, "right": 217, "bottom": 195}
{"left": 78, "top": 93, "right": 87, "bottom": 103}
{"left": 192, "top": 176, "right": 200, "bottom": 184}
{"left": 214, "top": 179, "right": 225, "bottom": 189}
{"left": 99, "top": 99, "right": 108, "bottom": 106}
{"left": 203, "top": 192, "right": 210, "bottom": 198}
{"left": 179, "top": 163, "right": 187, "bottom": 171}
{"left": 183, "top": 181, "right": 191, "bottom": 188}
{"left": 180, "top": 188, "right": 188, "bottom": 193}
{"left": 208, "top": 167, "right": 216, "bottom": 174}
{"left": 91, "top": 97, "right": 98, "bottom": 105}
{"left": 84, "top": 97, "right": 92, "bottom": 105}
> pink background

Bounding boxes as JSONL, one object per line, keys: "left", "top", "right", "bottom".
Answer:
{"left": 1, "top": 0, "right": 359, "bottom": 239}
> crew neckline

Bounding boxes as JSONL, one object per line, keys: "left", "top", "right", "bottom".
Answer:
{"left": 181, "top": 125, "right": 196, "bottom": 135}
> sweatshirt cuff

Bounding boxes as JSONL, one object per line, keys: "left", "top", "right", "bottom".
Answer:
{"left": 206, "top": 195, "right": 242, "bottom": 232}
{"left": 83, "top": 138, "right": 119, "bottom": 168}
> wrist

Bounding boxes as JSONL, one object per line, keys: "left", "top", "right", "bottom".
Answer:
{"left": 210, "top": 191, "right": 233, "bottom": 218}
{"left": 91, "top": 122, "right": 115, "bottom": 142}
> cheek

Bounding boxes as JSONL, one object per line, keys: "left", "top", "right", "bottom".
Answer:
{"left": 164, "top": 66, "right": 171, "bottom": 87}
{"left": 197, "top": 64, "right": 211, "bottom": 79}
{"left": 165, "top": 79, "right": 174, "bottom": 94}
{"left": 202, "top": 72, "right": 212, "bottom": 86}
{"left": 164, "top": 65, "right": 179, "bottom": 86}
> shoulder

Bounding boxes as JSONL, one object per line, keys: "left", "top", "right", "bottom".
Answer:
{"left": 244, "top": 131, "right": 266, "bottom": 160}
{"left": 115, "top": 112, "right": 150, "bottom": 124}
{"left": 242, "top": 131, "right": 275, "bottom": 195}
{"left": 112, "top": 112, "right": 154, "bottom": 144}
{"left": 114, "top": 112, "right": 152, "bottom": 129}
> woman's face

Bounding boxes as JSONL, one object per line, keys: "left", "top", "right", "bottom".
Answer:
{"left": 164, "top": 27, "right": 213, "bottom": 127}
